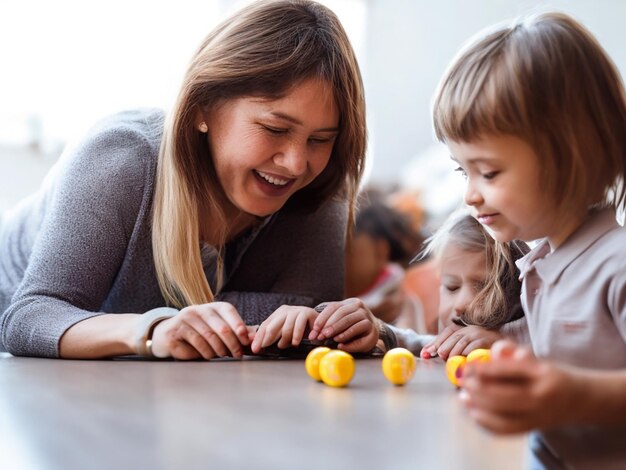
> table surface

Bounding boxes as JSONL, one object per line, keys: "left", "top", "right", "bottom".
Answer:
{"left": 0, "top": 352, "right": 527, "bottom": 470}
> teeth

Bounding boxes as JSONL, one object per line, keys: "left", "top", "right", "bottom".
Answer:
{"left": 256, "top": 170, "right": 290, "bottom": 186}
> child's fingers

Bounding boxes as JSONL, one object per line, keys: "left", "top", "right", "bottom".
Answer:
{"left": 464, "top": 359, "right": 535, "bottom": 383}
{"left": 437, "top": 332, "right": 470, "bottom": 359}
{"left": 291, "top": 310, "right": 315, "bottom": 346}
{"left": 447, "top": 336, "right": 472, "bottom": 358}
{"left": 461, "top": 338, "right": 494, "bottom": 356}
{"left": 277, "top": 312, "right": 298, "bottom": 349}
{"left": 251, "top": 323, "right": 267, "bottom": 353}
{"left": 465, "top": 404, "right": 530, "bottom": 435}
{"left": 461, "top": 373, "right": 533, "bottom": 413}
{"left": 423, "top": 324, "right": 461, "bottom": 356}
{"left": 260, "top": 314, "right": 287, "bottom": 348}
{"left": 491, "top": 339, "right": 520, "bottom": 359}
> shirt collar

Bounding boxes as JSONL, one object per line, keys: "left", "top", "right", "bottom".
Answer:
{"left": 515, "top": 208, "right": 619, "bottom": 286}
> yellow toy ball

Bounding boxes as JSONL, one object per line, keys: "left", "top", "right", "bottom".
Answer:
{"left": 319, "top": 350, "right": 355, "bottom": 387}
{"left": 305, "top": 346, "right": 332, "bottom": 382}
{"left": 445, "top": 355, "right": 467, "bottom": 387}
{"left": 466, "top": 348, "right": 491, "bottom": 364}
{"left": 382, "top": 348, "right": 416, "bottom": 385}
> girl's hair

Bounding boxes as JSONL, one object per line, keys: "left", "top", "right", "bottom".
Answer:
{"left": 152, "top": 0, "right": 366, "bottom": 307}
{"left": 433, "top": 12, "right": 626, "bottom": 220}
{"left": 425, "top": 211, "right": 530, "bottom": 329}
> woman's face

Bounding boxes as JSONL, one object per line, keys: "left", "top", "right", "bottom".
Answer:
{"left": 202, "top": 77, "right": 339, "bottom": 218}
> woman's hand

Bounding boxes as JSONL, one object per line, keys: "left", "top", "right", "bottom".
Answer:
{"left": 421, "top": 324, "right": 503, "bottom": 360}
{"left": 250, "top": 305, "right": 318, "bottom": 353}
{"left": 309, "top": 298, "right": 379, "bottom": 353}
{"left": 459, "top": 340, "right": 580, "bottom": 434}
{"left": 150, "top": 302, "right": 252, "bottom": 360}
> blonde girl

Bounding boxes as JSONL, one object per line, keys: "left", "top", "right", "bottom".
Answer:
{"left": 420, "top": 211, "right": 529, "bottom": 359}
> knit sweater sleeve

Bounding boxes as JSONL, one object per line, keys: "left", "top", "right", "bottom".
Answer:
{"left": 216, "top": 198, "right": 349, "bottom": 325}
{"left": 1, "top": 111, "right": 157, "bottom": 357}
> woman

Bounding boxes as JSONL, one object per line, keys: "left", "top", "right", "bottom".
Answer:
{"left": 0, "top": 0, "right": 378, "bottom": 359}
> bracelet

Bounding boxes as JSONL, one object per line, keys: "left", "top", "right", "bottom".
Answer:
{"left": 377, "top": 320, "right": 398, "bottom": 352}
{"left": 135, "top": 307, "right": 179, "bottom": 358}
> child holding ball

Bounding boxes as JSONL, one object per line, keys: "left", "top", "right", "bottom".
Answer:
{"left": 432, "top": 11, "right": 626, "bottom": 468}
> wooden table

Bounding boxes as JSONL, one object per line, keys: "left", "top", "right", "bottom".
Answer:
{"left": 0, "top": 353, "right": 527, "bottom": 470}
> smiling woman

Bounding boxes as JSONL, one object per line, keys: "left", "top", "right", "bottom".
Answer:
{"left": 0, "top": 0, "right": 379, "bottom": 360}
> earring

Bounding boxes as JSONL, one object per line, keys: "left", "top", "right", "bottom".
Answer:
{"left": 198, "top": 122, "right": 208, "bottom": 133}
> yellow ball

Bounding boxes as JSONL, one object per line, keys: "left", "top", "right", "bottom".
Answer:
{"left": 319, "top": 350, "right": 355, "bottom": 387}
{"left": 445, "top": 355, "right": 467, "bottom": 387}
{"left": 305, "top": 346, "right": 332, "bottom": 382}
{"left": 466, "top": 348, "right": 491, "bottom": 364}
{"left": 382, "top": 347, "right": 416, "bottom": 385}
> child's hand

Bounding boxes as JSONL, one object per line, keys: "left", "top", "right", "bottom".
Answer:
{"left": 421, "top": 324, "right": 503, "bottom": 360}
{"left": 250, "top": 305, "right": 317, "bottom": 353}
{"left": 459, "top": 340, "right": 580, "bottom": 434}
{"left": 309, "top": 298, "right": 379, "bottom": 353}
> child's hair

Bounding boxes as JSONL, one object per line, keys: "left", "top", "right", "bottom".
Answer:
{"left": 424, "top": 211, "right": 530, "bottom": 329}
{"left": 354, "top": 189, "right": 424, "bottom": 267}
{"left": 433, "top": 12, "right": 626, "bottom": 220}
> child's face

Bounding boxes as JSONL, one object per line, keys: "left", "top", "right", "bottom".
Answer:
{"left": 449, "top": 134, "right": 565, "bottom": 245}
{"left": 345, "top": 233, "right": 388, "bottom": 294}
{"left": 438, "top": 242, "right": 486, "bottom": 327}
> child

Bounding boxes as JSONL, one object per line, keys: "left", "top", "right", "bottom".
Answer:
{"left": 432, "top": 11, "right": 626, "bottom": 468}
{"left": 419, "top": 210, "right": 529, "bottom": 359}
{"left": 383, "top": 210, "right": 529, "bottom": 358}
{"left": 345, "top": 189, "right": 425, "bottom": 330}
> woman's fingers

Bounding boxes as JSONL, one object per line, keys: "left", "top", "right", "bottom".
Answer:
{"left": 332, "top": 315, "right": 370, "bottom": 342}
{"left": 316, "top": 298, "right": 365, "bottom": 340}
{"left": 210, "top": 302, "right": 250, "bottom": 346}
{"left": 175, "top": 323, "right": 219, "bottom": 360}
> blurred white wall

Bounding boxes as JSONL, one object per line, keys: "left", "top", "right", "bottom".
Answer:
{"left": 1, "top": 0, "right": 625, "bottom": 213}
{"left": 364, "top": 0, "right": 626, "bottom": 184}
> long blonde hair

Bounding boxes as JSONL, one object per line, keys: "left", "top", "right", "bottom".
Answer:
{"left": 433, "top": 12, "right": 626, "bottom": 220}
{"left": 424, "top": 211, "right": 529, "bottom": 328}
{"left": 153, "top": 0, "right": 366, "bottom": 308}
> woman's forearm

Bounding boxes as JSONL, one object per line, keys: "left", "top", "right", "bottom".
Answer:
{"left": 59, "top": 314, "right": 141, "bottom": 359}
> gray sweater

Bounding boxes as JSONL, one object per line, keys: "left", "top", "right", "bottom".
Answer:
{"left": 0, "top": 109, "right": 347, "bottom": 357}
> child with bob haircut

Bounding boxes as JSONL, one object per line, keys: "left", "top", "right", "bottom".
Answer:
{"left": 419, "top": 210, "right": 529, "bottom": 359}
{"left": 433, "top": 11, "right": 626, "bottom": 468}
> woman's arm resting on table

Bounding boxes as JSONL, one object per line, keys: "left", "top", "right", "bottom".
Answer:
{"left": 59, "top": 314, "right": 141, "bottom": 359}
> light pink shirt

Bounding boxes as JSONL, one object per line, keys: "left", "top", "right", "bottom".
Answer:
{"left": 517, "top": 208, "right": 626, "bottom": 469}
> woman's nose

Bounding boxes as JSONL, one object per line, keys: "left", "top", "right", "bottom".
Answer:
{"left": 274, "top": 145, "right": 307, "bottom": 176}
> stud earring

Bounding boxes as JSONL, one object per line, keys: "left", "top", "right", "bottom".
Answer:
{"left": 198, "top": 122, "right": 208, "bottom": 133}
